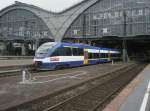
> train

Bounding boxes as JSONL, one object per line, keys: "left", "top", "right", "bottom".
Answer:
{"left": 33, "top": 42, "right": 120, "bottom": 70}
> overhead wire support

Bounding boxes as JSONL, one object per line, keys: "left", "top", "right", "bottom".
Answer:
{"left": 82, "top": 14, "right": 87, "bottom": 43}
{"left": 122, "top": 2, "right": 128, "bottom": 63}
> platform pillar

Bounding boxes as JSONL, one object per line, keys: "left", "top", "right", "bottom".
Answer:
{"left": 122, "top": 39, "right": 128, "bottom": 63}
{"left": 21, "top": 43, "right": 26, "bottom": 56}
{"left": 0, "top": 42, "right": 7, "bottom": 55}
{"left": 35, "top": 39, "right": 40, "bottom": 50}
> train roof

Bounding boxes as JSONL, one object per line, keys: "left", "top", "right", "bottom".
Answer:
{"left": 44, "top": 42, "right": 119, "bottom": 51}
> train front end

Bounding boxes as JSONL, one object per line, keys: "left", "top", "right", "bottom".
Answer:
{"left": 33, "top": 42, "right": 57, "bottom": 70}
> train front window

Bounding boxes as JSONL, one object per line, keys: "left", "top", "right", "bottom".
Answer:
{"left": 36, "top": 43, "right": 56, "bottom": 54}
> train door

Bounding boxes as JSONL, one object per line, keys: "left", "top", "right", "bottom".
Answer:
{"left": 84, "top": 49, "right": 88, "bottom": 65}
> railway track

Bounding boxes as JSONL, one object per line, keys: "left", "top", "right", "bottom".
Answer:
{"left": 0, "top": 62, "right": 120, "bottom": 78}
{"left": 43, "top": 64, "right": 146, "bottom": 111}
{"left": 4, "top": 63, "right": 147, "bottom": 111}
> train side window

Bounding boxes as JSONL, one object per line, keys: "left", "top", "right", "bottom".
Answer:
{"left": 72, "top": 48, "right": 78, "bottom": 56}
{"left": 105, "top": 53, "right": 108, "bottom": 58}
{"left": 78, "top": 48, "right": 84, "bottom": 56}
{"left": 101, "top": 53, "right": 105, "bottom": 58}
{"left": 112, "top": 53, "right": 120, "bottom": 57}
{"left": 94, "top": 53, "right": 99, "bottom": 59}
{"left": 59, "top": 48, "right": 66, "bottom": 56}
{"left": 51, "top": 48, "right": 66, "bottom": 56}
{"left": 65, "top": 47, "right": 72, "bottom": 56}
{"left": 88, "top": 53, "right": 93, "bottom": 59}
{"left": 51, "top": 48, "right": 59, "bottom": 56}
{"left": 51, "top": 47, "right": 72, "bottom": 56}
{"left": 111, "top": 54, "right": 115, "bottom": 57}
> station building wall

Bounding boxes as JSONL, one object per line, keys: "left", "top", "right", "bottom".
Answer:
{"left": 64, "top": 0, "right": 150, "bottom": 39}
{"left": 0, "top": 9, "right": 52, "bottom": 40}
{"left": 0, "top": 8, "right": 53, "bottom": 55}
{"left": 0, "top": 0, "right": 150, "bottom": 56}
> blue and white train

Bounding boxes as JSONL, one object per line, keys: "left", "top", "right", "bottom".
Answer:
{"left": 33, "top": 42, "right": 120, "bottom": 70}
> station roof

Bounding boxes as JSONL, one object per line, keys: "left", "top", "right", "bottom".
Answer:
{"left": 0, "top": 0, "right": 100, "bottom": 41}
{"left": 2, "top": 0, "right": 149, "bottom": 41}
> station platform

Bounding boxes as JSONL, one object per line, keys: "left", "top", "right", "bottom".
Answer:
{"left": 103, "top": 64, "right": 150, "bottom": 111}
{"left": 0, "top": 63, "right": 128, "bottom": 110}
{"left": 0, "top": 59, "right": 33, "bottom": 67}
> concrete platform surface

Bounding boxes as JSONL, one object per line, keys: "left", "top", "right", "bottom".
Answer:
{"left": 0, "top": 63, "right": 128, "bottom": 110}
{"left": 0, "top": 59, "right": 33, "bottom": 67}
{"left": 103, "top": 64, "right": 150, "bottom": 111}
